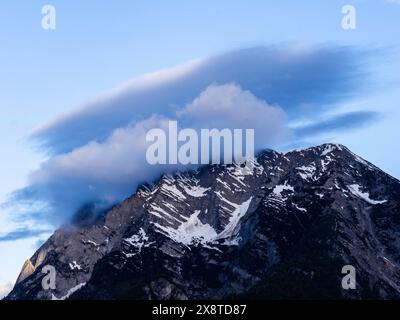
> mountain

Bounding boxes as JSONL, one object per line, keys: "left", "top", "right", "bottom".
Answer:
{"left": 6, "top": 144, "right": 400, "bottom": 300}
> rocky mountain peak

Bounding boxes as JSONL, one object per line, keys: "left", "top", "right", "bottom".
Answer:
{"left": 6, "top": 144, "right": 400, "bottom": 300}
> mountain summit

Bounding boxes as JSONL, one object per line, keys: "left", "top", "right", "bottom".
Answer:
{"left": 6, "top": 144, "right": 400, "bottom": 299}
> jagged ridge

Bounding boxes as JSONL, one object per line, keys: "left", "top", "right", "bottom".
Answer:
{"left": 6, "top": 144, "right": 400, "bottom": 299}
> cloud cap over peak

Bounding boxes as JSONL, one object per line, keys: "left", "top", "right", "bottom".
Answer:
{"left": 8, "top": 45, "right": 381, "bottom": 227}
{"left": 31, "top": 45, "right": 370, "bottom": 155}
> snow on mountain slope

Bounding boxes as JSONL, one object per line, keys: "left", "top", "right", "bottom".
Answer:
{"left": 6, "top": 144, "right": 400, "bottom": 300}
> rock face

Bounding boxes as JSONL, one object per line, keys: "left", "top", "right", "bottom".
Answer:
{"left": 6, "top": 144, "right": 400, "bottom": 300}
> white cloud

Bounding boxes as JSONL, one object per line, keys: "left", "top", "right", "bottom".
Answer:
{"left": 30, "top": 46, "right": 365, "bottom": 155}
{"left": 24, "top": 84, "right": 289, "bottom": 223}
{"left": 178, "top": 83, "right": 289, "bottom": 146}
{"left": 0, "top": 282, "right": 13, "bottom": 299}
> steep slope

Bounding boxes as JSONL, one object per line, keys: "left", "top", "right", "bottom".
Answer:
{"left": 6, "top": 144, "right": 400, "bottom": 299}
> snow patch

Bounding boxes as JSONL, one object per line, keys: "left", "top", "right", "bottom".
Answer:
{"left": 315, "top": 192, "right": 324, "bottom": 199}
{"left": 296, "top": 165, "right": 316, "bottom": 180}
{"left": 152, "top": 197, "right": 253, "bottom": 246}
{"left": 148, "top": 203, "right": 184, "bottom": 223}
{"left": 183, "top": 185, "right": 210, "bottom": 197}
{"left": 51, "top": 283, "right": 86, "bottom": 300}
{"left": 153, "top": 210, "right": 217, "bottom": 245}
{"left": 69, "top": 261, "right": 82, "bottom": 271}
{"left": 273, "top": 182, "right": 294, "bottom": 197}
{"left": 124, "top": 228, "right": 149, "bottom": 252}
{"left": 216, "top": 197, "right": 253, "bottom": 244}
{"left": 293, "top": 204, "right": 307, "bottom": 212}
{"left": 84, "top": 239, "right": 99, "bottom": 247}
{"left": 161, "top": 184, "right": 187, "bottom": 201}
{"left": 321, "top": 145, "right": 335, "bottom": 156}
{"left": 347, "top": 184, "right": 387, "bottom": 205}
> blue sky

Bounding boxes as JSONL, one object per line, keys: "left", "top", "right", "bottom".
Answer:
{"left": 0, "top": 0, "right": 399, "bottom": 296}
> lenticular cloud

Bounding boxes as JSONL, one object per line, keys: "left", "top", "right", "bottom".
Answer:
{"left": 10, "top": 45, "right": 375, "bottom": 226}
{"left": 20, "top": 83, "right": 289, "bottom": 225}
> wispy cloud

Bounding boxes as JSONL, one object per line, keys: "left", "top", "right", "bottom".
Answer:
{"left": 31, "top": 46, "right": 370, "bottom": 155}
{"left": 0, "top": 228, "right": 51, "bottom": 242}
{"left": 293, "top": 111, "right": 380, "bottom": 137}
